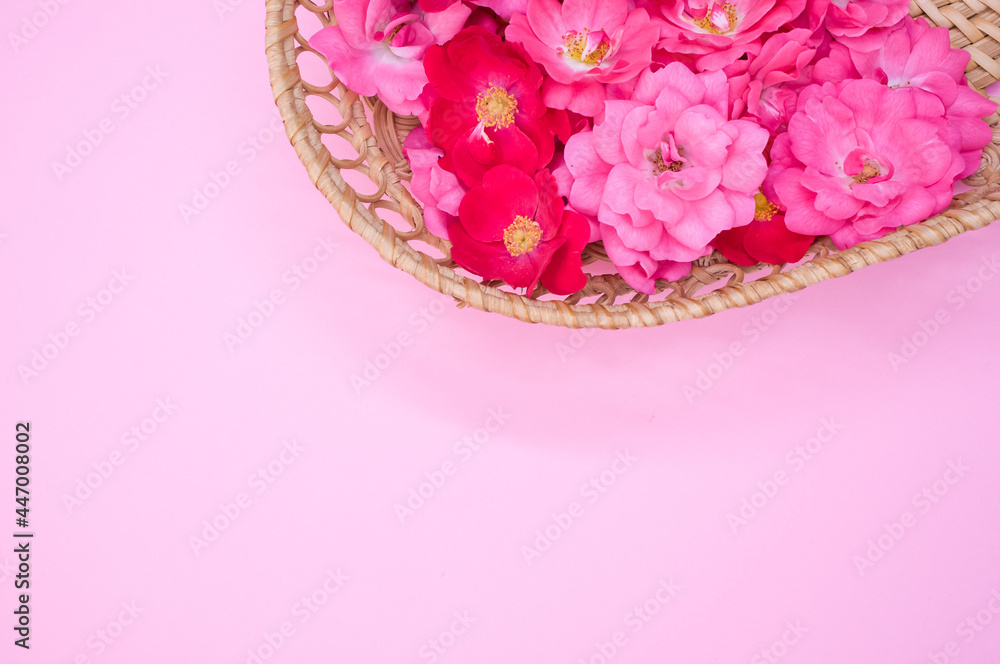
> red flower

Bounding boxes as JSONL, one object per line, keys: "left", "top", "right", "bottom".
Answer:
{"left": 712, "top": 192, "right": 815, "bottom": 266}
{"left": 424, "top": 27, "right": 563, "bottom": 187}
{"left": 451, "top": 165, "right": 590, "bottom": 295}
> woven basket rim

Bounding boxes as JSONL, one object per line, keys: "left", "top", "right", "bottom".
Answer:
{"left": 265, "top": 0, "right": 1000, "bottom": 329}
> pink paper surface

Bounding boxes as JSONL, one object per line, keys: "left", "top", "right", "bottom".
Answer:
{"left": 3, "top": 2, "right": 1000, "bottom": 663}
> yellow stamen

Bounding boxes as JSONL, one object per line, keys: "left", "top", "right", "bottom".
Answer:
{"left": 651, "top": 147, "right": 684, "bottom": 173}
{"left": 853, "top": 160, "right": 880, "bottom": 184}
{"left": 476, "top": 86, "right": 518, "bottom": 130}
{"left": 563, "top": 28, "right": 611, "bottom": 65}
{"left": 503, "top": 215, "right": 542, "bottom": 256}
{"left": 754, "top": 193, "right": 779, "bottom": 221}
{"left": 693, "top": 3, "right": 738, "bottom": 34}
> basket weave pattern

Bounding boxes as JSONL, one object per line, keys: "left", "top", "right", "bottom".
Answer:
{"left": 265, "top": 0, "right": 1000, "bottom": 328}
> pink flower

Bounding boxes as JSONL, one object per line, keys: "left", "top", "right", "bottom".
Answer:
{"left": 813, "top": 0, "right": 910, "bottom": 51}
{"left": 506, "top": 0, "right": 660, "bottom": 116}
{"left": 641, "top": 0, "right": 808, "bottom": 71}
{"left": 403, "top": 127, "right": 467, "bottom": 239}
{"left": 563, "top": 63, "right": 769, "bottom": 293}
{"left": 813, "top": 17, "right": 996, "bottom": 177}
{"left": 309, "top": 0, "right": 471, "bottom": 117}
{"left": 767, "top": 79, "right": 967, "bottom": 250}
{"left": 726, "top": 28, "right": 817, "bottom": 133}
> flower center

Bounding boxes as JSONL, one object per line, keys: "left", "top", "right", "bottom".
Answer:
{"left": 562, "top": 28, "right": 612, "bottom": 66}
{"left": 754, "top": 193, "right": 779, "bottom": 221}
{"left": 476, "top": 86, "right": 518, "bottom": 130}
{"left": 651, "top": 146, "right": 685, "bottom": 174}
{"left": 503, "top": 215, "right": 542, "bottom": 257}
{"left": 374, "top": 12, "right": 418, "bottom": 42}
{"left": 853, "top": 160, "right": 881, "bottom": 184}
{"left": 692, "top": 2, "right": 738, "bottom": 34}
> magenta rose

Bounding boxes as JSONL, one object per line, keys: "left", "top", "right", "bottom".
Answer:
{"left": 768, "top": 79, "right": 967, "bottom": 249}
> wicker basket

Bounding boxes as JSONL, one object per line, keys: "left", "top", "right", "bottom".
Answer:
{"left": 265, "top": 0, "right": 1000, "bottom": 328}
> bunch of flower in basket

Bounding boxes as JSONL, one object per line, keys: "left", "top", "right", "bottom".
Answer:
{"left": 310, "top": 0, "right": 996, "bottom": 296}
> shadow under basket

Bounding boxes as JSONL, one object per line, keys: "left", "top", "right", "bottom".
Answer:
{"left": 265, "top": 0, "right": 1000, "bottom": 329}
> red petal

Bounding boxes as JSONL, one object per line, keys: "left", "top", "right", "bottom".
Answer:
{"left": 516, "top": 115, "right": 557, "bottom": 172}
{"left": 450, "top": 223, "right": 563, "bottom": 293}
{"left": 532, "top": 169, "right": 565, "bottom": 240}
{"left": 425, "top": 28, "right": 533, "bottom": 101}
{"left": 712, "top": 225, "right": 757, "bottom": 267}
{"left": 425, "top": 98, "right": 479, "bottom": 151}
{"left": 540, "top": 210, "right": 590, "bottom": 295}
{"left": 450, "top": 125, "right": 540, "bottom": 188}
{"left": 458, "top": 165, "right": 538, "bottom": 242}
{"left": 744, "top": 214, "right": 815, "bottom": 265}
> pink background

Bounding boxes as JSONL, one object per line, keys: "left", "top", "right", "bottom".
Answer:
{"left": 3, "top": 1, "right": 1000, "bottom": 663}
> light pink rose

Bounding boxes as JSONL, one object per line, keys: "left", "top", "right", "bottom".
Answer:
{"left": 813, "top": 17, "right": 996, "bottom": 178}
{"left": 506, "top": 0, "right": 660, "bottom": 116}
{"left": 309, "top": 0, "right": 471, "bottom": 117}
{"left": 563, "top": 63, "right": 769, "bottom": 293}
{"left": 767, "top": 79, "right": 967, "bottom": 250}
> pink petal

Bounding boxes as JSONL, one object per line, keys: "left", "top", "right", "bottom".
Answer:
{"left": 524, "top": 0, "right": 567, "bottom": 45}
{"left": 310, "top": 27, "right": 378, "bottom": 96}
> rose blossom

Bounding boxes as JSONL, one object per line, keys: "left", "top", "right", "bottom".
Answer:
{"left": 423, "top": 27, "right": 564, "bottom": 187}
{"left": 813, "top": 17, "right": 996, "bottom": 178}
{"left": 767, "top": 79, "right": 967, "bottom": 250}
{"left": 309, "top": 0, "right": 472, "bottom": 117}
{"left": 640, "top": 0, "right": 808, "bottom": 71}
{"left": 450, "top": 165, "right": 590, "bottom": 294}
{"left": 810, "top": 0, "right": 910, "bottom": 51}
{"left": 726, "top": 28, "right": 817, "bottom": 133}
{"left": 506, "top": 0, "right": 660, "bottom": 116}
{"left": 563, "top": 63, "right": 769, "bottom": 294}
